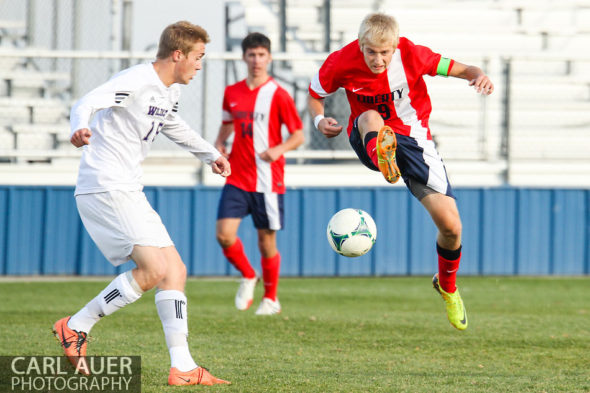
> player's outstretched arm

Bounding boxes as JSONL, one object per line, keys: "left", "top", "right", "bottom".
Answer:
{"left": 449, "top": 61, "right": 494, "bottom": 95}
{"left": 307, "top": 95, "right": 343, "bottom": 138}
{"left": 211, "top": 155, "right": 230, "bottom": 177}
{"left": 70, "top": 128, "right": 92, "bottom": 147}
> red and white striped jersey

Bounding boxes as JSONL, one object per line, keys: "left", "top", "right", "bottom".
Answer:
{"left": 222, "top": 77, "right": 302, "bottom": 194}
{"left": 309, "top": 38, "right": 454, "bottom": 140}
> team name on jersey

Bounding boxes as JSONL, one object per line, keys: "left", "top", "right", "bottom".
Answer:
{"left": 355, "top": 88, "right": 404, "bottom": 104}
{"left": 233, "top": 110, "right": 265, "bottom": 122}
{"left": 147, "top": 106, "right": 168, "bottom": 117}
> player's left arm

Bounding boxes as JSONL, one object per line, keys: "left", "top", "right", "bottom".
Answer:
{"left": 259, "top": 90, "right": 305, "bottom": 162}
{"left": 448, "top": 61, "right": 494, "bottom": 95}
{"left": 259, "top": 129, "right": 304, "bottom": 163}
{"left": 162, "top": 113, "right": 230, "bottom": 176}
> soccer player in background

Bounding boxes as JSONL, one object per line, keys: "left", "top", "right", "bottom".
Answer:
{"left": 215, "top": 32, "right": 304, "bottom": 315}
{"left": 53, "top": 21, "right": 231, "bottom": 385}
{"left": 308, "top": 13, "right": 494, "bottom": 330}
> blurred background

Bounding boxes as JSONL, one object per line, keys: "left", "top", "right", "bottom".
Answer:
{"left": 0, "top": 0, "right": 588, "bottom": 276}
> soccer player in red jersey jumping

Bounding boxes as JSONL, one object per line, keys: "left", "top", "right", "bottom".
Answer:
{"left": 215, "top": 32, "right": 304, "bottom": 315}
{"left": 308, "top": 13, "right": 494, "bottom": 330}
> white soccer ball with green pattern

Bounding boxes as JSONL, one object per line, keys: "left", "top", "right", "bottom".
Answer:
{"left": 326, "top": 208, "right": 377, "bottom": 257}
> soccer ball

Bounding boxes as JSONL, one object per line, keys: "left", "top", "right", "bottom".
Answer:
{"left": 326, "top": 208, "right": 377, "bottom": 257}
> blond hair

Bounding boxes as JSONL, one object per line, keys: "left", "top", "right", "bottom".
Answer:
{"left": 156, "top": 21, "right": 210, "bottom": 59}
{"left": 358, "top": 13, "right": 399, "bottom": 49}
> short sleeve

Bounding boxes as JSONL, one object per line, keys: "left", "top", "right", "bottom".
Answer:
{"left": 309, "top": 50, "right": 342, "bottom": 98}
{"left": 277, "top": 89, "right": 303, "bottom": 133}
{"left": 221, "top": 86, "right": 233, "bottom": 124}
{"left": 403, "top": 38, "right": 452, "bottom": 77}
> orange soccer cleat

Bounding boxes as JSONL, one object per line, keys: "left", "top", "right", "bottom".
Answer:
{"left": 52, "top": 316, "right": 90, "bottom": 375}
{"left": 168, "top": 366, "right": 231, "bottom": 386}
{"left": 376, "top": 126, "right": 401, "bottom": 184}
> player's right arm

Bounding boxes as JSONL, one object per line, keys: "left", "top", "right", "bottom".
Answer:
{"left": 214, "top": 122, "right": 234, "bottom": 158}
{"left": 307, "top": 95, "right": 343, "bottom": 138}
{"left": 70, "top": 128, "right": 92, "bottom": 147}
{"left": 69, "top": 68, "right": 137, "bottom": 147}
{"left": 308, "top": 50, "right": 344, "bottom": 138}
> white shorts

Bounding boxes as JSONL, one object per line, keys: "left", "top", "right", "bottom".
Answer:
{"left": 76, "top": 190, "right": 174, "bottom": 266}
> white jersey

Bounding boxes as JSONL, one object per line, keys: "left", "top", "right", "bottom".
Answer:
{"left": 70, "top": 63, "right": 220, "bottom": 195}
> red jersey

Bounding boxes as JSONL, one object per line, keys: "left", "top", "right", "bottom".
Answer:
{"left": 222, "top": 77, "right": 302, "bottom": 194}
{"left": 309, "top": 37, "right": 454, "bottom": 140}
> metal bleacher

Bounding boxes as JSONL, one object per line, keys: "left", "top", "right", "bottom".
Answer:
{"left": 1, "top": 1, "right": 589, "bottom": 187}
{"left": 235, "top": 0, "right": 590, "bottom": 186}
{"left": 0, "top": 17, "right": 71, "bottom": 160}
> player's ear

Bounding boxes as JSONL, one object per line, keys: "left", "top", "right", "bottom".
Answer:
{"left": 172, "top": 49, "right": 183, "bottom": 62}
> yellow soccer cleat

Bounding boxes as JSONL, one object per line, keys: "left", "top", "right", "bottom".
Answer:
{"left": 432, "top": 274, "right": 468, "bottom": 330}
{"left": 376, "top": 126, "right": 401, "bottom": 184}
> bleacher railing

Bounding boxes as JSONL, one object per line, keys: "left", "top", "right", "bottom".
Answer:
{"left": 1, "top": 49, "right": 590, "bottom": 187}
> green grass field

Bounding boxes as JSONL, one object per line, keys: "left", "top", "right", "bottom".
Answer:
{"left": 1, "top": 276, "right": 589, "bottom": 392}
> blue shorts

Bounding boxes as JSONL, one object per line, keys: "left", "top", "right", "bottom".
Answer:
{"left": 217, "top": 184, "right": 284, "bottom": 230}
{"left": 349, "top": 116, "right": 454, "bottom": 198}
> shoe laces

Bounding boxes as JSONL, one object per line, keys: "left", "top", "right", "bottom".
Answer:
{"left": 62, "top": 330, "right": 89, "bottom": 355}
{"left": 196, "top": 366, "right": 210, "bottom": 384}
{"left": 75, "top": 331, "right": 88, "bottom": 353}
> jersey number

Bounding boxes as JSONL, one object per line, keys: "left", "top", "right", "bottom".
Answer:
{"left": 143, "top": 121, "right": 164, "bottom": 142}
{"left": 241, "top": 122, "right": 253, "bottom": 138}
{"left": 377, "top": 104, "right": 391, "bottom": 120}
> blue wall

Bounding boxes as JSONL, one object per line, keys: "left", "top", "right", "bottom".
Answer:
{"left": 0, "top": 186, "right": 588, "bottom": 276}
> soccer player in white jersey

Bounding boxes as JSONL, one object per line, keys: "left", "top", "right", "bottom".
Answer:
{"left": 53, "top": 21, "right": 231, "bottom": 386}
{"left": 214, "top": 33, "right": 303, "bottom": 315}
{"left": 308, "top": 13, "right": 494, "bottom": 331}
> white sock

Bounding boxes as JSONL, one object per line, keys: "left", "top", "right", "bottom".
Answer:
{"left": 155, "top": 290, "right": 198, "bottom": 372}
{"left": 68, "top": 271, "right": 143, "bottom": 333}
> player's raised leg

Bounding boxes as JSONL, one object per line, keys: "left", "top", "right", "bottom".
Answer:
{"left": 255, "top": 229, "right": 281, "bottom": 315}
{"left": 216, "top": 217, "right": 258, "bottom": 310}
{"left": 150, "top": 246, "right": 230, "bottom": 386}
{"left": 357, "top": 110, "right": 401, "bottom": 184}
{"left": 54, "top": 261, "right": 153, "bottom": 374}
{"left": 421, "top": 193, "right": 467, "bottom": 330}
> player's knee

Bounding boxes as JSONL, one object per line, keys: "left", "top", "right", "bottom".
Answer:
{"left": 257, "top": 230, "right": 276, "bottom": 255}
{"left": 257, "top": 237, "right": 268, "bottom": 250}
{"left": 358, "top": 110, "right": 384, "bottom": 139}
{"left": 143, "top": 260, "right": 167, "bottom": 288}
{"left": 258, "top": 242, "right": 277, "bottom": 258}
{"left": 359, "top": 109, "right": 382, "bottom": 125}
{"left": 440, "top": 220, "right": 462, "bottom": 242}
{"left": 174, "top": 261, "right": 187, "bottom": 282}
{"left": 216, "top": 232, "right": 235, "bottom": 248}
